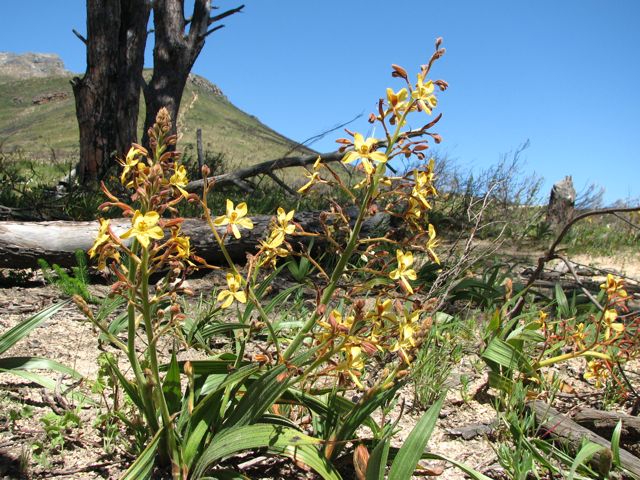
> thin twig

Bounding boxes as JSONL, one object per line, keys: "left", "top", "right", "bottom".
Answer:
{"left": 555, "top": 254, "right": 604, "bottom": 311}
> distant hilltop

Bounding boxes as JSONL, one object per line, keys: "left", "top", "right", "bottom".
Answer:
{"left": 0, "top": 52, "right": 226, "bottom": 98}
{"left": 0, "top": 52, "right": 70, "bottom": 79}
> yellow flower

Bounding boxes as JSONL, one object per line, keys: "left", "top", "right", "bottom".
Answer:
{"left": 386, "top": 87, "right": 409, "bottom": 114}
{"left": 573, "top": 322, "right": 586, "bottom": 349}
{"left": 324, "top": 310, "right": 355, "bottom": 334}
{"left": 298, "top": 172, "right": 319, "bottom": 194}
{"left": 120, "top": 210, "right": 164, "bottom": 249}
{"left": 602, "top": 309, "right": 624, "bottom": 340}
{"left": 217, "top": 272, "right": 246, "bottom": 309}
{"left": 411, "top": 169, "right": 437, "bottom": 209}
{"left": 600, "top": 274, "right": 627, "bottom": 298}
{"left": 170, "top": 163, "right": 189, "bottom": 198}
{"left": 342, "top": 133, "right": 388, "bottom": 175}
{"left": 298, "top": 157, "right": 324, "bottom": 193}
{"left": 88, "top": 219, "right": 121, "bottom": 270}
{"left": 406, "top": 197, "right": 423, "bottom": 224}
{"left": 389, "top": 249, "right": 417, "bottom": 294}
{"left": 336, "top": 342, "right": 366, "bottom": 389}
{"left": 173, "top": 235, "right": 191, "bottom": 259}
{"left": 120, "top": 146, "right": 146, "bottom": 186}
{"left": 426, "top": 224, "right": 440, "bottom": 264}
{"left": 270, "top": 208, "right": 296, "bottom": 245}
{"left": 366, "top": 298, "right": 397, "bottom": 324}
{"left": 391, "top": 308, "right": 420, "bottom": 363}
{"left": 259, "top": 232, "right": 289, "bottom": 268}
{"left": 88, "top": 218, "right": 111, "bottom": 259}
{"left": 584, "top": 360, "right": 609, "bottom": 388}
{"left": 411, "top": 74, "right": 437, "bottom": 114}
{"left": 214, "top": 200, "right": 254, "bottom": 239}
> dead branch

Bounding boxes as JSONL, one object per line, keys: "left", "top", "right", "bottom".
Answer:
{"left": 509, "top": 206, "right": 640, "bottom": 318}
{"left": 184, "top": 124, "right": 442, "bottom": 193}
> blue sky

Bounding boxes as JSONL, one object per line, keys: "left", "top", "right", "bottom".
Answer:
{"left": 1, "top": 1, "right": 639, "bottom": 204}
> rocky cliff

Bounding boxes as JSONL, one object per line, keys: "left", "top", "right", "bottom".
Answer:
{"left": 0, "top": 52, "right": 69, "bottom": 81}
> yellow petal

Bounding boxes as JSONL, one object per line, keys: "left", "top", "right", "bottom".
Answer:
{"left": 236, "top": 202, "right": 248, "bottom": 217}
{"left": 353, "top": 133, "right": 364, "bottom": 149}
{"left": 238, "top": 218, "right": 254, "bottom": 230}
{"left": 219, "top": 292, "right": 234, "bottom": 309}
{"left": 342, "top": 151, "right": 358, "bottom": 165}
{"left": 213, "top": 216, "right": 228, "bottom": 226}
{"left": 368, "top": 152, "right": 388, "bottom": 164}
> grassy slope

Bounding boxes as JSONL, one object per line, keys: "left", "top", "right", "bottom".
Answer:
{"left": 0, "top": 73, "right": 314, "bottom": 172}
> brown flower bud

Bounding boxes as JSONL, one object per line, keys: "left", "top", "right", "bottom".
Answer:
{"left": 155, "top": 107, "right": 172, "bottom": 132}
{"left": 391, "top": 64, "right": 408, "bottom": 79}
{"left": 353, "top": 444, "right": 370, "bottom": 480}
{"left": 435, "top": 37, "right": 443, "bottom": 49}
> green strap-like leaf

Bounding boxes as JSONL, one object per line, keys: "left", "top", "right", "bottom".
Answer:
{"left": 268, "top": 443, "right": 342, "bottom": 480}
{"left": 198, "top": 323, "right": 250, "bottom": 340}
{"left": 104, "top": 353, "right": 145, "bottom": 412}
{"left": 120, "top": 426, "right": 163, "bottom": 480}
{"left": 0, "top": 369, "right": 91, "bottom": 404}
{"left": 331, "top": 383, "right": 401, "bottom": 458}
{"left": 0, "top": 300, "right": 69, "bottom": 354}
{"left": 183, "top": 364, "right": 261, "bottom": 467}
{"left": 222, "top": 364, "right": 289, "bottom": 429}
{"left": 569, "top": 441, "right": 607, "bottom": 480}
{"left": 0, "top": 356, "right": 82, "bottom": 379}
{"left": 191, "top": 424, "right": 332, "bottom": 479}
{"left": 162, "top": 351, "right": 182, "bottom": 416}
{"left": 366, "top": 437, "right": 390, "bottom": 480}
{"left": 611, "top": 420, "right": 622, "bottom": 467}
{"left": 388, "top": 395, "right": 445, "bottom": 480}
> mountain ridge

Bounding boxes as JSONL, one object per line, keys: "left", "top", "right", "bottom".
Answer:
{"left": 0, "top": 52, "right": 314, "bottom": 173}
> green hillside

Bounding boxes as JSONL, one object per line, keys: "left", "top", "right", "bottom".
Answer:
{"left": 0, "top": 72, "right": 314, "bottom": 169}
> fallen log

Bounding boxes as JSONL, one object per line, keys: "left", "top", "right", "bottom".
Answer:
{"left": 0, "top": 211, "right": 390, "bottom": 269}
{"left": 527, "top": 400, "right": 640, "bottom": 477}
{"left": 573, "top": 408, "right": 640, "bottom": 452}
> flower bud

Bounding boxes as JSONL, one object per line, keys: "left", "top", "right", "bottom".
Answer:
{"left": 391, "top": 64, "right": 408, "bottom": 79}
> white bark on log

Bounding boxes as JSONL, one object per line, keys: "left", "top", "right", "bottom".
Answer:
{"left": 0, "top": 212, "right": 390, "bottom": 269}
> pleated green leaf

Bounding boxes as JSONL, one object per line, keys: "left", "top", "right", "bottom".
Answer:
{"left": 162, "top": 351, "right": 182, "bottom": 415}
{"left": 191, "top": 423, "right": 338, "bottom": 479}
{"left": 0, "top": 356, "right": 82, "bottom": 379}
{"left": 0, "top": 300, "right": 69, "bottom": 354}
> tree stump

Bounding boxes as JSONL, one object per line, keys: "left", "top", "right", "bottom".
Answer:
{"left": 546, "top": 175, "right": 576, "bottom": 230}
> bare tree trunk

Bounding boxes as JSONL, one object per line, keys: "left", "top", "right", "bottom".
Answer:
{"left": 142, "top": 0, "right": 243, "bottom": 146}
{"left": 72, "top": 0, "right": 150, "bottom": 184}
